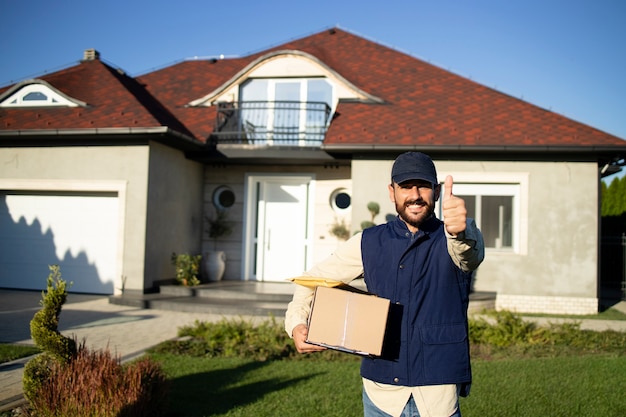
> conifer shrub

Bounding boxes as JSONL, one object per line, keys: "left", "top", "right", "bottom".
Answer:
{"left": 23, "top": 265, "right": 169, "bottom": 417}
{"left": 23, "top": 265, "right": 77, "bottom": 401}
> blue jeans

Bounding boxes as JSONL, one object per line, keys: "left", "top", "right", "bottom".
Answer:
{"left": 362, "top": 389, "right": 462, "bottom": 417}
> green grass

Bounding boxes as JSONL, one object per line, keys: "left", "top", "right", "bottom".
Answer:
{"left": 146, "top": 353, "right": 626, "bottom": 417}
{"left": 462, "top": 355, "right": 626, "bottom": 417}
{"left": 0, "top": 343, "right": 40, "bottom": 364}
{"left": 141, "top": 312, "right": 626, "bottom": 416}
{"left": 6, "top": 311, "right": 626, "bottom": 416}
{"left": 148, "top": 354, "right": 363, "bottom": 417}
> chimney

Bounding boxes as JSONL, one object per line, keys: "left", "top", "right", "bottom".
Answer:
{"left": 83, "top": 49, "right": 100, "bottom": 61}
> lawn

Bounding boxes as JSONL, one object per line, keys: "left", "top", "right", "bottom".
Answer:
{"left": 0, "top": 344, "right": 39, "bottom": 364}
{"left": 4, "top": 309, "right": 626, "bottom": 417}
{"left": 146, "top": 353, "right": 626, "bottom": 417}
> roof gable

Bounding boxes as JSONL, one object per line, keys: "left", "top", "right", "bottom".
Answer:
{"left": 187, "top": 49, "right": 383, "bottom": 107}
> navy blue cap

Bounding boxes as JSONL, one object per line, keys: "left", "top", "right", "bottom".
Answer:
{"left": 391, "top": 152, "right": 438, "bottom": 185}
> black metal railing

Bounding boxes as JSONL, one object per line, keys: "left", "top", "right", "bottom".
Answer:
{"left": 211, "top": 101, "right": 331, "bottom": 146}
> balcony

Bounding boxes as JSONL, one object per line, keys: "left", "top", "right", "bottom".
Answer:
{"left": 211, "top": 101, "right": 331, "bottom": 147}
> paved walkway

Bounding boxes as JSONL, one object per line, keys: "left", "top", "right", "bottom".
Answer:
{"left": 1, "top": 289, "right": 625, "bottom": 412}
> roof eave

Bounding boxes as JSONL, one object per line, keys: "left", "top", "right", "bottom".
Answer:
{"left": 322, "top": 143, "right": 626, "bottom": 153}
{"left": 0, "top": 127, "right": 204, "bottom": 151}
{"left": 322, "top": 143, "right": 626, "bottom": 167}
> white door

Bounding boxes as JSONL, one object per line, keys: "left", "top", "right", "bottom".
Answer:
{"left": 246, "top": 175, "right": 313, "bottom": 281}
{"left": 0, "top": 192, "right": 119, "bottom": 294}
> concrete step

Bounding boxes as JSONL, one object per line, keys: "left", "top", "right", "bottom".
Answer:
{"left": 109, "top": 281, "right": 295, "bottom": 317}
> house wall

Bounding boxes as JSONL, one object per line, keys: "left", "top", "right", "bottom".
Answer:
{"left": 352, "top": 158, "right": 599, "bottom": 314}
{"left": 144, "top": 142, "right": 204, "bottom": 289}
{"left": 0, "top": 145, "right": 150, "bottom": 294}
{"left": 203, "top": 163, "right": 352, "bottom": 281}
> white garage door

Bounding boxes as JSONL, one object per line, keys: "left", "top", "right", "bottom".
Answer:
{"left": 0, "top": 192, "right": 119, "bottom": 294}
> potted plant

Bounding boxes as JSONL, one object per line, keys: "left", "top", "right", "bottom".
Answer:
{"left": 329, "top": 218, "right": 351, "bottom": 241}
{"left": 204, "top": 209, "right": 233, "bottom": 281}
{"left": 171, "top": 253, "right": 201, "bottom": 286}
{"left": 360, "top": 201, "right": 380, "bottom": 230}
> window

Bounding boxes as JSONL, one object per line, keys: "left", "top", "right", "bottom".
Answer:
{"left": 0, "top": 83, "right": 80, "bottom": 107}
{"left": 212, "top": 186, "right": 236, "bottom": 210}
{"left": 330, "top": 188, "right": 351, "bottom": 212}
{"left": 239, "top": 78, "right": 333, "bottom": 145}
{"left": 439, "top": 182, "right": 524, "bottom": 252}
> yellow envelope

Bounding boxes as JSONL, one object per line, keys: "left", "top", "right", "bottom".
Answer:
{"left": 287, "top": 276, "right": 345, "bottom": 288}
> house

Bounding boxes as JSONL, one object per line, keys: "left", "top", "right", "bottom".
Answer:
{"left": 1, "top": 28, "right": 624, "bottom": 314}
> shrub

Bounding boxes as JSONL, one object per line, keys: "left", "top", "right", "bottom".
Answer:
{"left": 469, "top": 310, "right": 539, "bottom": 347}
{"left": 150, "top": 316, "right": 294, "bottom": 361}
{"left": 469, "top": 310, "right": 626, "bottom": 359}
{"left": 149, "top": 316, "right": 366, "bottom": 362}
{"left": 23, "top": 265, "right": 169, "bottom": 417}
{"left": 28, "top": 343, "right": 168, "bottom": 417}
{"left": 171, "top": 252, "right": 202, "bottom": 286}
{"left": 23, "top": 265, "right": 77, "bottom": 401}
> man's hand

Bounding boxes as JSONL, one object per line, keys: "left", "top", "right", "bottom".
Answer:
{"left": 442, "top": 175, "right": 467, "bottom": 236}
{"left": 292, "top": 324, "right": 327, "bottom": 353}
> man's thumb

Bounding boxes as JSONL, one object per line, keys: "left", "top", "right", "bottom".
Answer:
{"left": 444, "top": 175, "right": 453, "bottom": 200}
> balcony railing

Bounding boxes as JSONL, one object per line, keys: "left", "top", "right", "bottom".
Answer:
{"left": 211, "top": 101, "right": 331, "bottom": 146}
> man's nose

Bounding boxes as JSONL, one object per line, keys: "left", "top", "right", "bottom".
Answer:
{"left": 407, "top": 185, "right": 421, "bottom": 198}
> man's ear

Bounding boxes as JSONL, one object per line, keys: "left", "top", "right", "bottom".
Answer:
{"left": 388, "top": 183, "right": 396, "bottom": 203}
{"left": 434, "top": 184, "right": 441, "bottom": 201}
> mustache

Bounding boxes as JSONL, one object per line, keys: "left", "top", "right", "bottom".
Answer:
{"left": 405, "top": 198, "right": 425, "bottom": 206}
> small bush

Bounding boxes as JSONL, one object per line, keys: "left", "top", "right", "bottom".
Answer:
{"left": 22, "top": 265, "right": 169, "bottom": 417}
{"left": 150, "top": 316, "right": 295, "bottom": 361}
{"left": 171, "top": 252, "right": 202, "bottom": 286}
{"left": 23, "top": 265, "right": 77, "bottom": 402}
{"left": 149, "top": 316, "right": 372, "bottom": 362}
{"left": 469, "top": 310, "right": 540, "bottom": 347}
{"left": 469, "top": 310, "right": 626, "bottom": 359}
{"left": 28, "top": 344, "right": 168, "bottom": 417}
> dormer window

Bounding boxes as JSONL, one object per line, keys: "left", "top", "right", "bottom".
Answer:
{"left": 188, "top": 49, "right": 383, "bottom": 147}
{"left": 236, "top": 78, "right": 333, "bottom": 145}
{"left": 0, "top": 82, "right": 84, "bottom": 108}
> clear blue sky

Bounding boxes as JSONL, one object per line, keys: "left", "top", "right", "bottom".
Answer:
{"left": 1, "top": 0, "right": 625, "bottom": 145}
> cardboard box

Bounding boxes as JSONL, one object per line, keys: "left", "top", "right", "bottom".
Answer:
{"left": 306, "top": 285, "right": 391, "bottom": 356}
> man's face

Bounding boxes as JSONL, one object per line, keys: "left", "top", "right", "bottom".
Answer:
{"left": 388, "top": 179, "right": 440, "bottom": 232}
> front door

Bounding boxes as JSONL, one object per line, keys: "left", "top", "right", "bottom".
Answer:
{"left": 245, "top": 175, "right": 313, "bottom": 281}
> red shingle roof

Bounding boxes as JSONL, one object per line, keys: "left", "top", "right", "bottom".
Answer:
{"left": 0, "top": 59, "right": 192, "bottom": 136}
{"left": 2, "top": 28, "right": 624, "bottom": 150}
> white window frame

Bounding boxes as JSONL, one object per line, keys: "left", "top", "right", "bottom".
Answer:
{"left": 0, "top": 84, "right": 79, "bottom": 107}
{"left": 437, "top": 172, "right": 529, "bottom": 255}
{"left": 239, "top": 77, "right": 334, "bottom": 145}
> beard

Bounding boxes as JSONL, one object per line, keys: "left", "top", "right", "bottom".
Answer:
{"left": 395, "top": 198, "right": 435, "bottom": 230}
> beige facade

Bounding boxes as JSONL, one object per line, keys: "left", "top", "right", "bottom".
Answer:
{"left": 352, "top": 158, "right": 599, "bottom": 314}
{"left": 0, "top": 141, "right": 204, "bottom": 295}
{"left": 202, "top": 164, "right": 351, "bottom": 281}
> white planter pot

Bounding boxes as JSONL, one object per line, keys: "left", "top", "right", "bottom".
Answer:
{"left": 204, "top": 251, "right": 226, "bottom": 282}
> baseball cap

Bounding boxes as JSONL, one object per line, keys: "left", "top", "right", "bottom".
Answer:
{"left": 391, "top": 152, "right": 438, "bottom": 185}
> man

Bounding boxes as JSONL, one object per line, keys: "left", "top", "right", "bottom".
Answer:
{"left": 285, "top": 152, "right": 485, "bottom": 417}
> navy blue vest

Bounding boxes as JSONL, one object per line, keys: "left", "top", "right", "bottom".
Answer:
{"left": 360, "top": 216, "right": 472, "bottom": 389}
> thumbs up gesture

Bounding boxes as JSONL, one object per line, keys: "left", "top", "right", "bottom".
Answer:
{"left": 442, "top": 175, "right": 467, "bottom": 236}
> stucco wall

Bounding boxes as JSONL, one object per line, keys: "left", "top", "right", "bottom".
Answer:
{"left": 0, "top": 145, "right": 150, "bottom": 294}
{"left": 144, "top": 142, "right": 204, "bottom": 289}
{"left": 352, "top": 158, "right": 599, "bottom": 314}
{"left": 203, "top": 164, "right": 351, "bottom": 281}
